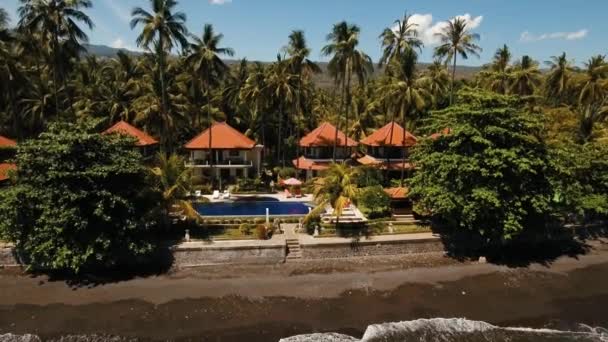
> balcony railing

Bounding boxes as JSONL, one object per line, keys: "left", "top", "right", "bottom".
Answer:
{"left": 186, "top": 158, "right": 253, "bottom": 167}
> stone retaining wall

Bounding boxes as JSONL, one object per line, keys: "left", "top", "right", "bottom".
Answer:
{"left": 300, "top": 237, "right": 444, "bottom": 259}
{"left": 172, "top": 244, "right": 286, "bottom": 267}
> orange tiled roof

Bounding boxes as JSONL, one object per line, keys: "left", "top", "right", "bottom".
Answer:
{"left": 0, "top": 163, "right": 16, "bottom": 182}
{"left": 104, "top": 121, "right": 158, "bottom": 147}
{"left": 361, "top": 122, "right": 417, "bottom": 147}
{"left": 292, "top": 156, "right": 334, "bottom": 171}
{"left": 299, "top": 122, "right": 357, "bottom": 147}
{"left": 0, "top": 135, "right": 17, "bottom": 148}
{"left": 185, "top": 121, "right": 256, "bottom": 150}
{"left": 384, "top": 187, "right": 409, "bottom": 199}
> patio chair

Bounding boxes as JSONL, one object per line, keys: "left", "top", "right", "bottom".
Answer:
{"left": 195, "top": 190, "right": 202, "bottom": 197}
{"left": 212, "top": 190, "right": 220, "bottom": 199}
{"left": 294, "top": 189, "right": 302, "bottom": 198}
{"left": 223, "top": 189, "right": 230, "bottom": 199}
{"left": 285, "top": 189, "right": 292, "bottom": 198}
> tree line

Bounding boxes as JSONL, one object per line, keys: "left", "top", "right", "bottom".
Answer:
{"left": 1, "top": 1, "right": 605, "bottom": 163}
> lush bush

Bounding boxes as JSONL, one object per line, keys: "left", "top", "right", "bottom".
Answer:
{"left": 192, "top": 184, "right": 212, "bottom": 195}
{"left": 410, "top": 90, "right": 554, "bottom": 244}
{"left": 357, "top": 186, "right": 392, "bottom": 219}
{"left": 256, "top": 224, "right": 268, "bottom": 240}
{"left": 0, "top": 121, "right": 160, "bottom": 273}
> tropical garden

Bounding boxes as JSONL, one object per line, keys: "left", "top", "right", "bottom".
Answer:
{"left": 0, "top": 0, "right": 606, "bottom": 272}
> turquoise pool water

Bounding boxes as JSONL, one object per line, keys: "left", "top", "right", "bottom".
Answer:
{"left": 194, "top": 200, "right": 312, "bottom": 216}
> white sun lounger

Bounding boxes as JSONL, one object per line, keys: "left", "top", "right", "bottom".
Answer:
{"left": 212, "top": 190, "right": 220, "bottom": 199}
{"left": 223, "top": 190, "right": 230, "bottom": 199}
{"left": 195, "top": 190, "right": 202, "bottom": 197}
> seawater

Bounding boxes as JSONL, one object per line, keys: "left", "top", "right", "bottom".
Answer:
{"left": 279, "top": 318, "right": 608, "bottom": 342}
{"left": 2, "top": 318, "right": 607, "bottom": 341}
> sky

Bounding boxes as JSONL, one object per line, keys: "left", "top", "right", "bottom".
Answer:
{"left": 1, "top": 0, "right": 607, "bottom": 66}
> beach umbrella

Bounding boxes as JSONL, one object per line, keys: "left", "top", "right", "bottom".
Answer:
{"left": 283, "top": 177, "right": 302, "bottom": 186}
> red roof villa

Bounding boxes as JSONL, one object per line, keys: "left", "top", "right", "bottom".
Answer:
{"left": 358, "top": 122, "right": 417, "bottom": 171}
{"left": 0, "top": 135, "right": 17, "bottom": 185}
{"left": 185, "top": 122, "right": 263, "bottom": 180}
{"left": 293, "top": 122, "right": 358, "bottom": 178}
{"left": 103, "top": 121, "right": 159, "bottom": 158}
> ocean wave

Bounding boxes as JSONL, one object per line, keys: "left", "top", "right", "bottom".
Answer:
{"left": 280, "top": 318, "right": 608, "bottom": 342}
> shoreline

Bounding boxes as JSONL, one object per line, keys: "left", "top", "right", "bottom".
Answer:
{"left": 1, "top": 241, "right": 608, "bottom": 341}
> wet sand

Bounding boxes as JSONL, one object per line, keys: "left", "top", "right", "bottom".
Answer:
{"left": 1, "top": 242, "right": 608, "bottom": 341}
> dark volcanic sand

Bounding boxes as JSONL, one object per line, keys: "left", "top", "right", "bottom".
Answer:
{"left": 1, "top": 243, "right": 608, "bottom": 342}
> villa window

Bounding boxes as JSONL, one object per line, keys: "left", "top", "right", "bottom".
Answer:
{"left": 229, "top": 150, "right": 240, "bottom": 157}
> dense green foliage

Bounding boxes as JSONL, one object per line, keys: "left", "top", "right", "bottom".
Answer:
{"left": 0, "top": 121, "right": 160, "bottom": 272}
{"left": 357, "top": 185, "right": 392, "bottom": 219}
{"left": 409, "top": 90, "right": 554, "bottom": 243}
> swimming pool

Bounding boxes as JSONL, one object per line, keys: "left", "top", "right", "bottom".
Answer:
{"left": 194, "top": 201, "right": 312, "bottom": 217}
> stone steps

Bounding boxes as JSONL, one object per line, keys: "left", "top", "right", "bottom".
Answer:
{"left": 286, "top": 239, "right": 302, "bottom": 261}
{"left": 393, "top": 214, "right": 420, "bottom": 224}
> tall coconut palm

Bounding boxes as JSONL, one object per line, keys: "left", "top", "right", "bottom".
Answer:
{"left": 433, "top": 17, "right": 481, "bottom": 104}
{"left": 0, "top": 8, "right": 9, "bottom": 29}
{"left": 578, "top": 55, "right": 608, "bottom": 107}
{"left": 378, "top": 12, "right": 423, "bottom": 67}
{"left": 264, "top": 55, "right": 297, "bottom": 166}
{"left": 284, "top": 30, "right": 321, "bottom": 170}
{"left": 509, "top": 55, "right": 542, "bottom": 96}
{"left": 240, "top": 62, "right": 268, "bottom": 146}
{"left": 185, "top": 23, "right": 234, "bottom": 172}
{"left": 381, "top": 48, "right": 428, "bottom": 185}
{"left": 307, "top": 163, "right": 358, "bottom": 230}
{"left": 322, "top": 21, "right": 373, "bottom": 161}
{"left": 18, "top": 0, "right": 94, "bottom": 115}
{"left": 480, "top": 44, "right": 512, "bottom": 94}
{"left": 421, "top": 59, "right": 449, "bottom": 107}
{"left": 130, "top": 0, "right": 188, "bottom": 150}
{"left": 544, "top": 52, "right": 574, "bottom": 105}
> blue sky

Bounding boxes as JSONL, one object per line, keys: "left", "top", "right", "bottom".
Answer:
{"left": 2, "top": 0, "right": 607, "bottom": 66}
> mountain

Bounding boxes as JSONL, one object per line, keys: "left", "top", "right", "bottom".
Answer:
{"left": 84, "top": 44, "right": 142, "bottom": 57}
{"left": 84, "top": 44, "right": 483, "bottom": 87}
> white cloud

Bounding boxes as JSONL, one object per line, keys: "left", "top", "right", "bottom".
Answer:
{"left": 111, "top": 38, "right": 126, "bottom": 49}
{"left": 520, "top": 29, "right": 588, "bottom": 42}
{"left": 400, "top": 13, "right": 483, "bottom": 46}
{"left": 210, "top": 0, "right": 232, "bottom": 4}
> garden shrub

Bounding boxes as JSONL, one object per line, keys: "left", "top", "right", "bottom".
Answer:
{"left": 239, "top": 223, "right": 254, "bottom": 235}
{"left": 357, "top": 186, "right": 392, "bottom": 219}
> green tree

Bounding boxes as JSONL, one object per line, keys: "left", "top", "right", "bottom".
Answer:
{"left": 18, "top": 0, "right": 94, "bottom": 115}
{"left": 185, "top": 23, "right": 234, "bottom": 173}
{"left": 322, "top": 21, "right": 373, "bottom": 161}
{"left": 378, "top": 12, "right": 422, "bottom": 67}
{"left": 509, "top": 55, "right": 542, "bottom": 96}
{"left": 130, "top": 0, "right": 188, "bottom": 149}
{"left": 433, "top": 17, "right": 482, "bottom": 105}
{"left": 409, "top": 89, "right": 553, "bottom": 245}
{"left": 0, "top": 120, "right": 159, "bottom": 273}
{"left": 307, "top": 163, "right": 358, "bottom": 229}
{"left": 151, "top": 152, "right": 196, "bottom": 226}
{"left": 544, "top": 52, "right": 574, "bottom": 105}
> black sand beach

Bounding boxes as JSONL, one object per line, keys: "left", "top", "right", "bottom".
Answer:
{"left": 1, "top": 242, "right": 608, "bottom": 341}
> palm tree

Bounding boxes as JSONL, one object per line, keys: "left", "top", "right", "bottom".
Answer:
{"left": 433, "top": 17, "right": 482, "bottom": 104}
{"left": 284, "top": 30, "right": 321, "bottom": 170}
{"left": 421, "top": 59, "right": 449, "bottom": 107}
{"left": 307, "top": 163, "right": 358, "bottom": 230}
{"left": 378, "top": 12, "right": 423, "bottom": 67}
{"left": 381, "top": 49, "right": 428, "bottom": 185}
{"left": 509, "top": 55, "right": 542, "bottom": 96}
{"left": 151, "top": 152, "right": 197, "bottom": 227}
{"left": 479, "top": 44, "right": 511, "bottom": 94}
{"left": 322, "top": 21, "right": 373, "bottom": 161}
{"left": 130, "top": 0, "right": 188, "bottom": 149}
{"left": 578, "top": 55, "right": 608, "bottom": 107}
{"left": 18, "top": 0, "right": 94, "bottom": 115}
{"left": 240, "top": 62, "right": 268, "bottom": 146}
{"left": 264, "top": 55, "right": 297, "bottom": 166}
{"left": 185, "top": 23, "right": 234, "bottom": 173}
{"left": 0, "top": 8, "right": 9, "bottom": 29}
{"left": 544, "top": 52, "right": 574, "bottom": 105}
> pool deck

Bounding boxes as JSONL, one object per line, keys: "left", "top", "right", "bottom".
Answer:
{"left": 202, "top": 193, "right": 314, "bottom": 203}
